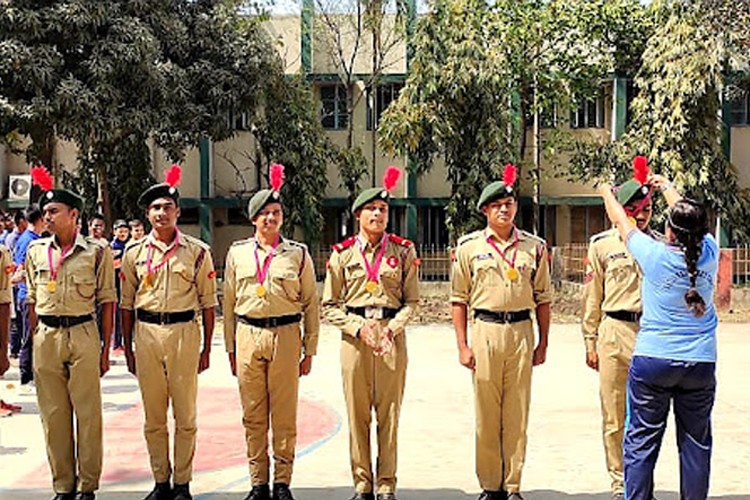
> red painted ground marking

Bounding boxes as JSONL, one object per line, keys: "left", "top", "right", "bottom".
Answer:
{"left": 16, "top": 387, "right": 338, "bottom": 487}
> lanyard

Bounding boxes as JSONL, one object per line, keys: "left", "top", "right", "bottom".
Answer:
{"left": 47, "top": 235, "right": 77, "bottom": 282}
{"left": 359, "top": 233, "right": 388, "bottom": 283}
{"left": 486, "top": 228, "right": 519, "bottom": 269}
{"left": 254, "top": 236, "right": 280, "bottom": 285}
{"left": 145, "top": 230, "right": 181, "bottom": 276}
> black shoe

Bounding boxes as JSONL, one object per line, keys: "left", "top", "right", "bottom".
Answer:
{"left": 173, "top": 483, "right": 193, "bottom": 500}
{"left": 273, "top": 483, "right": 295, "bottom": 500}
{"left": 348, "top": 494, "right": 375, "bottom": 500}
{"left": 478, "top": 491, "right": 508, "bottom": 500}
{"left": 244, "top": 484, "right": 271, "bottom": 500}
{"left": 51, "top": 493, "right": 75, "bottom": 500}
{"left": 377, "top": 494, "right": 398, "bottom": 500}
{"left": 75, "top": 494, "right": 95, "bottom": 500}
{"left": 143, "top": 482, "right": 171, "bottom": 500}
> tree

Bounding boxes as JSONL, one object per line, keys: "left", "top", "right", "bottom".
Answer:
{"left": 563, "top": 0, "right": 750, "bottom": 242}
{"left": 378, "top": 0, "right": 627, "bottom": 239}
{"left": 0, "top": 1, "right": 278, "bottom": 225}
{"left": 313, "top": 0, "right": 410, "bottom": 217}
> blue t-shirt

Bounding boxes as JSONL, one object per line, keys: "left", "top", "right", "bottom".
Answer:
{"left": 14, "top": 229, "right": 41, "bottom": 302}
{"left": 626, "top": 230, "right": 718, "bottom": 362}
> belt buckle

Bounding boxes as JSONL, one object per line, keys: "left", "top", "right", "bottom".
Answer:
{"left": 159, "top": 312, "right": 168, "bottom": 325}
{"left": 501, "top": 312, "right": 511, "bottom": 323}
{"left": 60, "top": 317, "right": 69, "bottom": 328}
{"left": 364, "top": 307, "right": 383, "bottom": 320}
{"left": 269, "top": 317, "right": 279, "bottom": 328}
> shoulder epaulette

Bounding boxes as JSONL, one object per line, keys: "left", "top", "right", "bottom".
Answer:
{"left": 182, "top": 233, "right": 211, "bottom": 252}
{"left": 231, "top": 239, "right": 253, "bottom": 248}
{"left": 85, "top": 236, "right": 107, "bottom": 249}
{"left": 124, "top": 238, "right": 148, "bottom": 255}
{"left": 519, "top": 229, "right": 546, "bottom": 245}
{"left": 287, "top": 239, "right": 308, "bottom": 251}
{"left": 28, "top": 237, "right": 52, "bottom": 249}
{"left": 388, "top": 234, "right": 413, "bottom": 247}
{"left": 590, "top": 228, "right": 617, "bottom": 244}
{"left": 332, "top": 236, "right": 357, "bottom": 253}
{"left": 457, "top": 232, "right": 482, "bottom": 247}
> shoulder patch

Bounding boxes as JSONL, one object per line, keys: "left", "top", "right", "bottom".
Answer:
{"left": 332, "top": 236, "right": 357, "bottom": 253}
{"left": 124, "top": 238, "right": 147, "bottom": 255}
{"left": 230, "top": 239, "right": 253, "bottom": 248}
{"left": 457, "top": 231, "right": 482, "bottom": 247}
{"left": 388, "top": 234, "right": 413, "bottom": 247}
{"left": 28, "top": 237, "right": 52, "bottom": 249}
{"left": 287, "top": 239, "right": 309, "bottom": 251}
{"left": 85, "top": 236, "right": 107, "bottom": 249}
{"left": 518, "top": 230, "right": 546, "bottom": 245}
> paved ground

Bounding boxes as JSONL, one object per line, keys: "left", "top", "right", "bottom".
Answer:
{"left": 0, "top": 322, "right": 748, "bottom": 500}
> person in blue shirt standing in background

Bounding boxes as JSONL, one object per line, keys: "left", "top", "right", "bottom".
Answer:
{"left": 109, "top": 219, "right": 130, "bottom": 351}
{"left": 598, "top": 171, "right": 718, "bottom": 500}
{"left": 13, "top": 204, "right": 47, "bottom": 387}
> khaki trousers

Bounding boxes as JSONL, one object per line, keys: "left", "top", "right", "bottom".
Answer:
{"left": 473, "top": 318, "right": 533, "bottom": 494}
{"left": 33, "top": 320, "right": 103, "bottom": 494}
{"left": 598, "top": 316, "right": 637, "bottom": 495}
{"left": 341, "top": 328, "right": 407, "bottom": 495}
{"left": 134, "top": 320, "right": 200, "bottom": 484}
{"left": 236, "top": 322, "right": 302, "bottom": 486}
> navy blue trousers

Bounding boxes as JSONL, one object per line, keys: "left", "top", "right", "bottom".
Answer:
{"left": 623, "top": 355, "right": 715, "bottom": 500}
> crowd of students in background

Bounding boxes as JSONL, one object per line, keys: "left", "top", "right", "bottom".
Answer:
{"left": 0, "top": 206, "right": 146, "bottom": 390}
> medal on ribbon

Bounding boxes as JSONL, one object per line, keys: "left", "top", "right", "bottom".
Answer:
{"left": 486, "top": 228, "right": 520, "bottom": 282}
{"left": 46, "top": 235, "right": 77, "bottom": 295}
{"left": 359, "top": 233, "right": 388, "bottom": 295}
{"left": 254, "top": 236, "right": 280, "bottom": 299}
{"left": 144, "top": 230, "right": 181, "bottom": 289}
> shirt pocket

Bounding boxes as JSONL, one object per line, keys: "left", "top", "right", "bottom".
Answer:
{"left": 32, "top": 265, "right": 54, "bottom": 307}
{"left": 272, "top": 269, "right": 301, "bottom": 302}
{"left": 171, "top": 261, "right": 195, "bottom": 294}
{"left": 515, "top": 254, "right": 537, "bottom": 283}
{"left": 472, "top": 259, "right": 501, "bottom": 287}
{"left": 235, "top": 264, "right": 259, "bottom": 299}
{"left": 605, "top": 258, "right": 636, "bottom": 287}
{"left": 345, "top": 263, "right": 367, "bottom": 285}
{"left": 72, "top": 274, "right": 96, "bottom": 300}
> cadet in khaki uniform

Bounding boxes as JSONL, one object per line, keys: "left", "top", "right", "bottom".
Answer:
{"left": 322, "top": 167, "right": 419, "bottom": 500}
{"left": 451, "top": 165, "right": 552, "bottom": 500}
{"left": 582, "top": 165, "right": 661, "bottom": 500}
{"left": 223, "top": 164, "right": 320, "bottom": 500}
{"left": 120, "top": 166, "right": 218, "bottom": 500}
{"left": 25, "top": 170, "right": 116, "bottom": 500}
{"left": 0, "top": 244, "right": 12, "bottom": 378}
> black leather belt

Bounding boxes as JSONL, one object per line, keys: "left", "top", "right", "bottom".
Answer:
{"left": 474, "top": 309, "right": 531, "bottom": 324}
{"left": 238, "top": 313, "right": 302, "bottom": 328}
{"left": 346, "top": 306, "right": 400, "bottom": 320}
{"left": 136, "top": 309, "right": 196, "bottom": 325}
{"left": 38, "top": 314, "right": 93, "bottom": 328}
{"left": 606, "top": 310, "right": 641, "bottom": 323}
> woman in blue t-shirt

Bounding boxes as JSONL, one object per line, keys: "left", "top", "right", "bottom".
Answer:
{"left": 598, "top": 175, "right": 718, "bottom": 500}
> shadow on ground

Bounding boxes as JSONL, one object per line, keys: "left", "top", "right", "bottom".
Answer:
{"left": 4, "top": 488, "right": 748, "bottom": 500}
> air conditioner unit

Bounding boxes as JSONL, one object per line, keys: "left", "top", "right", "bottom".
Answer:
{"left": 8, "top": 174, "right": 31, "bottom": 201}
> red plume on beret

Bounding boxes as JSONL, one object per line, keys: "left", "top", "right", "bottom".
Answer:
{"left": 164, "top": 164, "right": 182, "bottom": 188}
{"left": 30, "top": 165, "right": 54, "bottom": 191}
{"left": 633, "top": 156, "right": 649, "bottom": 185}
{"left": 270, "top": 163, "right": 285, "bottom": 192}
{"left": 383, "top": 165, "right": 402, "bottom": 192}
{"left": 502, "top": 163, "right": 517, "bottom": 187}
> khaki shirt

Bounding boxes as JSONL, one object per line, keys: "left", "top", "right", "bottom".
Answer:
{"left": 581, "top": 228, "right": 662, "bottom": 352}
{"left": 451, "top": 227, "right": 552, "bottom": 311}
{"left": 0, "top": 245, "right": 13, "bottom": 304}
{"left": 223, "top": 237, "right": 320, "bottom": 355}
{"left": 25, "top": 233, "right": 116, "bottom": 315}
{"left": 322, "top": 234, "right": 420, "bottom": 337}
{"left": 120, "top": 231, "right": 218, "bottom": 312}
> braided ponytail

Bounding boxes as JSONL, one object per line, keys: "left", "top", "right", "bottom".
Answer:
{"left": 668, "top": 199, "right": 709, "bottom": 317}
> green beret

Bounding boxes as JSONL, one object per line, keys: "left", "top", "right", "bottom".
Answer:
{"left": 39, "top": 189, "right": 84, "bottom": 211}
{"left": 138, "top": 183, "right": 180, "bottom": 209}
{"left": 477, "top": 181, "right": 516, "bottom": 210}
{"left": 247, "top": 189, "right": 282, "bottom": 220}
{"left": 616, "top": 180, "right": 651, "bottom": 205}
{"left": 352, "top": 187, "right": 389, "bottom": 213}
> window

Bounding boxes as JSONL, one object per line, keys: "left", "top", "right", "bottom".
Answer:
{"left": 226, "top": 109, "right": 249, "bottom": 131}
{"left": 570, "top": 96, "right": 605, "bottom": 129}
{"left": 320, "top": 84, "right": 349, "bottom": 130}
{"left": 570, "top": 205, "right": 606, "bottom": 243}
{"left": 730, "top": 93, "right": 750, "bottom": 126}
{"left": 366, "top": 83, "right": 404, "bottom": 130}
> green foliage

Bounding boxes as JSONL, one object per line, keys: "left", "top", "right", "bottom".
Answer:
{"left": 562, "top": 1, "right": 750, "bottom": 243}
{"left": 254, "top": 74, "right": 333, "bottom": 244}
{"left": 0, "top": 0, "right": 278, "bottom": 225}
